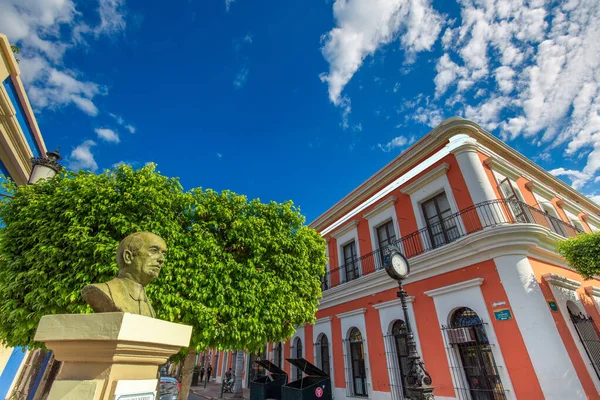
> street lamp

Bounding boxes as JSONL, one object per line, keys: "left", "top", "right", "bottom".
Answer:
{"left": 383, "top": 246, "right": 435, "bottom": 400}
{"left": 28, "top": 148, "right": 62, "bottom": 184}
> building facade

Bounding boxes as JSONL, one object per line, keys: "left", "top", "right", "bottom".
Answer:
{"left": 213, "top": 117, "right": 600, "bottom": 400}
{"left": 0, "top": 33, "right": 51, "bottom": 400}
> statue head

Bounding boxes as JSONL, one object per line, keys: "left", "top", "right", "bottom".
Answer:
{"left": 116, "top": 232, "right": 167, "bottom": 286}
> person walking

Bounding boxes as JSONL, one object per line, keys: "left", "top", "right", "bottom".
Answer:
{"left": 206, "top": 364, "right": 213, "bottom": 382}
{"left": 200, "top": 365, "right": 205, "bottom": 383}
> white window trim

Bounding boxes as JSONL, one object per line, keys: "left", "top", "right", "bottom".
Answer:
{"left": 427, "top": 278, "right": 517, "bottom": 400}
{"left": 336, "top": 226, "right": 361, "bottom": 283}
{"left": 544, "top": 275, "right": 600, "bottom": 394}
{"left": 364, "top": 197, "right": 401, "bottom": 255}
{"left": 313, "top": 317, "right": 334, "bottom": 389}
{"left": 400, "top": 163, "right": 450, "bottom": 195}
{"left": 408, "top": 174, "right": 465, "bottom": 249}
{"left": 337, "top": 309, "right": 372, "bottom": 398}
{"left": 585, "top": 286, "right": 600, "bottom": 316}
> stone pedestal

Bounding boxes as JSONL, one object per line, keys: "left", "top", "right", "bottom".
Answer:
{"left": 34, "top": 312, "right": 192, "bottom": 400}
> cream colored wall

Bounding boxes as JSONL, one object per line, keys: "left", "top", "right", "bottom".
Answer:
{"left": 0, "top": 345, "right": 13, "bottom": 376}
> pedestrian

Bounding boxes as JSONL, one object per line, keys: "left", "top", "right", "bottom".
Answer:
{"left": 200, "top": 365, "right": 205, "bottom": 382}
{"left": 206, "top": 364, "right": 213, "bottom": 382}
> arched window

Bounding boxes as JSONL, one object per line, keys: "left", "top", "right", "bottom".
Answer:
{"left": 348, "top": 328, "right": 368, "bottom": 397}
{"left": 295, "top": 337, "right": 303, "bottom": 380}
{"left": 446, "top": 307, "right": 505, "bottom": 400}
{"left": 273, "top": 342, "right": 283, "bottom": 369}
{"left": 391, "top": 320, "right": 409, "bottom": 398}
{"left": 316, "top": 334, "right": 331, "bottom": 376}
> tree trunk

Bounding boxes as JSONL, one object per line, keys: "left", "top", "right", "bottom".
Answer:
{"left": 177, "top": 350, "right": 197, "bottom": 400}
{"left": 233, "top": 350, "right": 245, "bottom": 398}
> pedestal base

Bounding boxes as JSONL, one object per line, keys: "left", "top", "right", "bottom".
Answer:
{"left": 34, "top": 312, "right": 192, "bottom": 400}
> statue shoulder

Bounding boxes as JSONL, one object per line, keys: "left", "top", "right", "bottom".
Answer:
{"left": 82, "top": 280, "right": 121, "bottom": 313}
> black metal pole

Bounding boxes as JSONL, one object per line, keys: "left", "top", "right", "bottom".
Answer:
{"left": 397, "top": 281, "right": 435, "bottom": 400}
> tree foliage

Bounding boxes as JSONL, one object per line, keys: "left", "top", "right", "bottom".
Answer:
{"left": 0, "top": 164, "right": 326, "bottom": 353}
{"left": 557, "top": 231, "right": 600, "bottom": 280}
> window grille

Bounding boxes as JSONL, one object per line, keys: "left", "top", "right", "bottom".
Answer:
{"left": 273, "top": 342, "right": 283, "bottom": 369}
{"left": 314, "top": 335, "right": 331, "bottom": 377}
{"left": 441, "top": 308, "right": 507, "bottom": 400}
{"left": 383, "top": 320, "right": 410, "bottom": 400}
{"left": 421, "top": 192, "right": 460, "bottom": 248}
{"left": 569, "top": 308, "right": 600, "bottom": 380}
{"left": 343, "top": 328, "right": 368, "bottom": 397}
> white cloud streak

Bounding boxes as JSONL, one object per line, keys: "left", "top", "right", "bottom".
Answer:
{"left": 95, "top": 128, "right": 120, "bottom": 143}
{"left": 320, "top": 0, "right": 443, "bottom": 106}
{"left": 68, "top": 140, "right": 98, "bottom": 171}
{"left": 1, "top": 0, "right": 127, "bottom": 116}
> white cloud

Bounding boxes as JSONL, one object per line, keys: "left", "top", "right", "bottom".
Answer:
{"left": 549, "top": 167, "right": 591, "bottom": 190}
{"left": 109, "top": 113, "right": 137, "bottom": 133}
{"left": 225, "top": 0, "right": 235, "bottom": 11}
{"left": 320, "top": 0, "right": 442, "bottom": 106}
{"left": 217, "top": 153, "right": 223, "bottom": 159}
{"left": 95, "top": 128, "right": 120, "bottom": 143}
{"left": 68, "top": 140, "right": 98, "bottom": 171}
{"left": 233, "top": 67, "right": 249, "bottom": 89}
{"left": 377, "top": 135, "right": 415, "bottom": 152}
{"left": 243, "top": 34, "right": 253, "bottom": 43}
{"left": 2, "top": 0, "right": 127, "bottom": 116}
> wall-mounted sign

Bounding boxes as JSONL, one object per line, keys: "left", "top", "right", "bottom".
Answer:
{"left": 115, "top": 393, "right": 155, "bottom": 400}
{"left": 547, "top": 299, "right": 558, "bottom": 312}
{"left": 492, "top": 301, "right": 506, "bottom": 308}
{"left": 493, "top": 308, "right": 513, "bottom": 321}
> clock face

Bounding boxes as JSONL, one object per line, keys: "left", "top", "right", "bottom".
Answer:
{"left": 391, "top": 253, "right": 409, "bottom": 278}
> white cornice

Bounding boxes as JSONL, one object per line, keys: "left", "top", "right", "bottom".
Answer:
{"left": 400, "top": 163, "right": 450, "bottom": 195}
{"left": 585, "top": 286, "right": 600, "bottom": 298}
{"left": 543, "top": 273, "right": 581, "bottom": 291}
{"left": 363, "top": 196, "right": 397, "bottom": 220}
{"left": 483, "top": 156, "right": 522, "bottom": 181}
{"left": 525, "top": 181, "right": 557, "bottom": 202}
{"left": 336, "top": 308, "right": 367, "bottom": 319}
{"left": 372, "top": 297, "right": 414, "bottom": 310}
{"left": 424, "top": 278, "right": 484, "bottom": 298}
{"left": 330, "top": 220, "right": 359, "bottom": 239}
{"left": 319, "top": 223, "right": 573, "bottom": 310}
{"left": 315, "top": 316, "right": 333, "bottom": 325}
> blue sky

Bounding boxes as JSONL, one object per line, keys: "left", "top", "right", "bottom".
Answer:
{"left": 2, "top": 0, "right": 600, "bottom": 222}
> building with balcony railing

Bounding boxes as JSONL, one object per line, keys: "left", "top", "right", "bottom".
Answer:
{"left": 273, "top": 117, "right": 600, "bottom": 400}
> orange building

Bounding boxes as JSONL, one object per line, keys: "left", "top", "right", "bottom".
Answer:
{"left": 216, "top": 117, "right": 600, "bottom": 400}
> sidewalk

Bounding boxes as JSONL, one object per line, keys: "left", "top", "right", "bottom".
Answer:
{"left": 190, "top": 381, "right": 249, "bottom": 400}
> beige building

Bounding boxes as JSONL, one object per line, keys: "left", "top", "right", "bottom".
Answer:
{"left": 0, "top": 33, "right": 51, "bottom": 400}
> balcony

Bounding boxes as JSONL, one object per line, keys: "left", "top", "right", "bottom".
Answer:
{"left": 321, "top": 199, "right": 582, "bottom": 291}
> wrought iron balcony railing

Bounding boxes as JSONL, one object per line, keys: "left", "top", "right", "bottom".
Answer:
{"left": 321, "top": 199, "right": 582, "bottom": 291}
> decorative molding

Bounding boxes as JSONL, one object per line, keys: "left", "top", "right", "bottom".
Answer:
{"left": 320, "top": 223, "right": 572, "bottom": 310}
{"left": 585, "top": 286, "right": 600, "bottom": 298}
{"left": 315, "top": 316, "right": 333, "bottom": 325}
{"left": 449, "top": 137, "right": 480, "bottom": 156}
{"left": 424, "top": 278, "right": 484, "bottom": 298}
{"left": 336, "top": 308, "right": 367, "bottom": 319}
{"left": 525, "top": 181, "right": 556, "bottom": 202}
{"left": 483, "top": 156, "right": 522, "bottom": 181}
{"left": 543, "top": 273, "right": 581, "bottom": 291}
{"left": 330, "top": 220, "right": 359, "bottom": 239}
{"left": 372, "top": 297, "right": 414, "bottom": 310}
{"left": 400, "top": 163, "right": 450, "bottom": 195}
{"left": 363, "top": 196, "right": 397, "bottom": 220}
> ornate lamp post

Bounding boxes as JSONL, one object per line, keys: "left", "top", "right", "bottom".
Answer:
{"left": 383, "top": 246, "right": 435, "bottom": 400}
{"left": 28, "top": 148, "right": 62, "bottom": 184}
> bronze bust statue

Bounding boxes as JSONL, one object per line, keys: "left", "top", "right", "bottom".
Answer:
{"left": 82, "top": 232, "right": 167, "bottom": 318}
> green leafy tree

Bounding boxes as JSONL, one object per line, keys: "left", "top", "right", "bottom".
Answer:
{"left": 10, "top": 45, "right": 20, "bottom": 63}
{"left": 0, "top": 164, "right": 326, "bottom": 399}
{"left": 557, "top": 231, "right": 600, "bottom": 280}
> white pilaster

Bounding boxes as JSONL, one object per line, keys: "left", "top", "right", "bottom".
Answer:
{"left": 493, "top": 254, "right": 586, "bottom": 399}
{"left": 450, "top": 135, "right": 497, "bottom": 204}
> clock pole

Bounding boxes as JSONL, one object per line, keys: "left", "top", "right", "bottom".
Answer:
{"left": 397, "top": 280, "right": 435, "bottom": 400}
{"left": 384, "top": 247, "right": 435, "bottom": 400}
